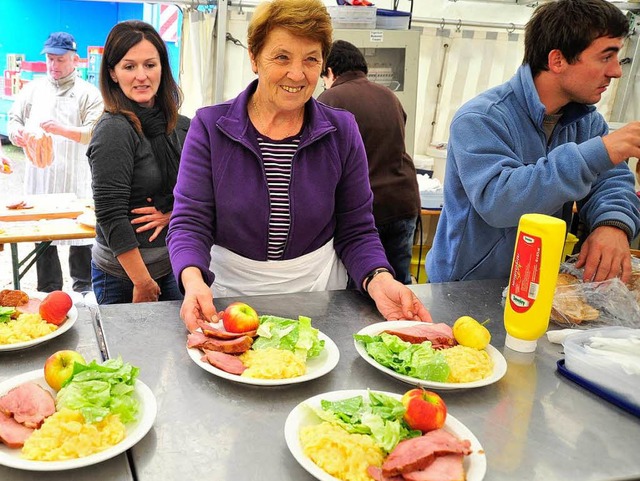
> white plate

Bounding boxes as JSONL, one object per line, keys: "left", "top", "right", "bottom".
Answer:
{"left": 76, "top": 211, "right": 96, "bottom": 228}
{"left": 354, "top": 321, "right": 507, "bottom": 390}
{"left": 0, "top": 296, "right": 78, "bottom": 352}
{"left": 284, "top": 389, "right": 487, "bottom": 481}
{"left": 0, "top": 369, "right": 157, "bottom": 471}
{"left": 187, "top": 331, "right": 340, "bottom": 386}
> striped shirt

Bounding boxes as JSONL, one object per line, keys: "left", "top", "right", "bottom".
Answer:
{"left": 256, "top": 134, "right": 300, "bottom": 260}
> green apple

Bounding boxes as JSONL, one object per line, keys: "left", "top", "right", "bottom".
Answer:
{"left": 43, "top": 350, "right": 86, "bottom": 391}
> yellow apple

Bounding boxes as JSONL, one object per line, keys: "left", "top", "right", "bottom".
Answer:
{"left": 44, "top": 350, "right": 86, "bottom": 391}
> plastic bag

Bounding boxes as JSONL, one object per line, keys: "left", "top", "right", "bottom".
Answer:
{"left": 550, "top": 256, "right": 640, "bottom": 328}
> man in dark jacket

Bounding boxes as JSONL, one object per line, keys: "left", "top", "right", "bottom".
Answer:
{"left": 318, "top": 40, "right": 421, "bottom": 284}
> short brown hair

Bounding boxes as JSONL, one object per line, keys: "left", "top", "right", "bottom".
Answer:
{"left": 100, "top": 20, "right": 182, "bottom": 133}
{"left": 524, "top": 0, "right": 629, "bottom": 77}
{"left": 247, "top": 0, "right": 333, "bottom": 66}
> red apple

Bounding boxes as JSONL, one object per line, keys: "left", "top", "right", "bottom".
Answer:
{"left": 401, "top": 388, "right": 447, "bottom": 433}
{"left": 39, "top": 291, "right": 73, "bottom": 326}
{"left": 44, "top": 350, "right": 86, "bottom": 391}
{"left": 222, "top": 302, "right": 259, "bottom": 333}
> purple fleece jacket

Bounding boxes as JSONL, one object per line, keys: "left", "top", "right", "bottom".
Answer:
{"left": 167, "top": 80, "right": 392, "bottom": 291}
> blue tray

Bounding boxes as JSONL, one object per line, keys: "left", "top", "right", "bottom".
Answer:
{"left": 557, "top": 359, "right": 640, "bottom": 418}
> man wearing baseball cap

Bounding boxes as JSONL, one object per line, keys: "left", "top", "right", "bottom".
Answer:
{"left": 41, "top": 32, "right": 78, "bottom": 55}
{"left": 8, "top": 32, "right": 103, "bottom": 298}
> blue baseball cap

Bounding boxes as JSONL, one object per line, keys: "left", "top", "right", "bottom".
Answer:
{"left": 41, "top": 32, "right": 77, "bottom": 55}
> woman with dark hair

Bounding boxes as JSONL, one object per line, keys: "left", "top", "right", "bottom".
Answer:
{"left": 87, "top": 20, "right": 190, "bottom": 304}
{"left": 167, "top": 0, "right": 431, "bottom": 332}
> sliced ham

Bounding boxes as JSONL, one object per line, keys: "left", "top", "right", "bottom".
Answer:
{"left": 403, "top": 454, "right": 466, "bottom": 481}
{"left": 367, "top": 466, "right": 404, "bottom": 481}
{"left": 0, "top": 412, "right": 34, "bottom": 448}
{"left": 0, "top": 382, "right": 56, "bottom": 429}
{"left": 382, "top": 430, "right": 472, "bottom": 477}
{"left": 197, "top": 319, "right": 257, "bottom": 339}
{"left": 201, "top": 350, "right": 246, "bottom": 375}
{"left": 15, "top": 298, "right": 42, "bottom": 316}
{"left": 384, "top": 323, "right": 457, "bottom": 350}
{"left": 187, "top": 331, "right": 254, "bottom": 354}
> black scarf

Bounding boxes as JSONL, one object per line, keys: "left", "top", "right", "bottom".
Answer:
{"left": 133, "top": 105, "right": 180, "bottom": 213}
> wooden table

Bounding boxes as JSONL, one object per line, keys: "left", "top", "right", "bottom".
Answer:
{"left": 0, "top": 194, "right": 95, "bottom": 289}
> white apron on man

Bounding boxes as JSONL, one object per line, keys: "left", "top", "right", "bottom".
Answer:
{"left": 8, "top": 72, "right": 103, "bottom": 246}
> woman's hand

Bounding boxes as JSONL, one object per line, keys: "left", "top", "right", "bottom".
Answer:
{"left": 180, "top": 267, "right": 218, "bottom": 332}
{"left": 367, "top": 272, "right": 432, "bottom": 322}
{"left": 131, "top": 198, "right": 171, "bottom": 242}
{"left": 132, "top": 277, "right": 161, "bottom": 303}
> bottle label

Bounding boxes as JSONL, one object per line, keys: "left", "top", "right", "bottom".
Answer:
{"left": 509, "top": 231, "right": 542, "bottom": 313}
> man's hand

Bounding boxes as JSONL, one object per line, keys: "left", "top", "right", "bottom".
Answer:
{"left": 40, "top": 120, "right": 66, "bottom": 137}
{"left": 575, "top": 226, "right": 632, "bottom": 283}
{"left": 39, "top": 120, "right": 81, "bottom": 142}
{"left": 602, "top": 121, "right": 640, "bottom": 165}
{"left": 11, "top": 129, "right": 27, "bottom": 148}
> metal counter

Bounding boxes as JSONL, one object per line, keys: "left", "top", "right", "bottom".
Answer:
{"left": 0, "top": 306, "right": 133, "bottom": 480}
{"left": 93, "top": 279, "right": 640, "bottom": 481}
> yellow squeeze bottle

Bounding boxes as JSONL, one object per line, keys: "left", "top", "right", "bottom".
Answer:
{"left": 504, "top": 214, "right": 566, "bottom": 352}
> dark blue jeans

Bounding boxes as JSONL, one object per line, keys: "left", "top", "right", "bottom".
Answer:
{"left": 377, "top": 216, "right": 418, "bottom": 285}
{"left": 91, "top": 261, "right": 183, "bottom": 305}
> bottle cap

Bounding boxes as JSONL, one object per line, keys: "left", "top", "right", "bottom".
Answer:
{"left": 505, "top": 334, "right": 537, "bottom": 353}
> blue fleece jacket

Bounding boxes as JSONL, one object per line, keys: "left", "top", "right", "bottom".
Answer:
{"left": 167, "top": 80, "right": 392, "bottom": 291}
{"left": 427, "top": 64, "right": 640, "bottom": 282}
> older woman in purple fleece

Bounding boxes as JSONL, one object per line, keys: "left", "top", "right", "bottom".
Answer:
{"left": 167, "top": 0, "right": 431, "bottom": 331}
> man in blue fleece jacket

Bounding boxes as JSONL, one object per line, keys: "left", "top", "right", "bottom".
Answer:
{"left": 427, "top": 0, "right": 640, "bottom": 284}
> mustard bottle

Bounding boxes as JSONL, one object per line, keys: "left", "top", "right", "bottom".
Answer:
{"left": 504, "top": 214, "right": 566, "bottom": 352}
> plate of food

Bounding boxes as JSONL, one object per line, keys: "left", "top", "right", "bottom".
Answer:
{"left": 0, "top": 290, "right": 78, "bottom": 352}
{"left": 284, "top": 389, "right": 486, "bottom": 481}
{"left": 354, "top": 321, "right": 507, "bottom": 390}
{"left": 0, "top": 360, "right": 156, "bottom": 470}
{"left": 186, "top": 305, "right": 340, "bottom": 386}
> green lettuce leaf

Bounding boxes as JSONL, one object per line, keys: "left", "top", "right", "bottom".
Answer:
{"left": 55, "top": 356, "right": 140, "bottom": 424}
{"left": 0, "top": 306, "right": 16, "bottom": 323}
{"left": 253, "top": 315, "right": 324, "bottom": 359}
{"left": 309, "top": 390, "right": 420, "bottom": 453}
{"left": 354, "top": 332, "right": 450, "bottom": 382}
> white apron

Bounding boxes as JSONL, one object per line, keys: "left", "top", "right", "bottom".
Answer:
{"left": 24, "top": 89, "right": 93, "bottom": 246}
{"left": 209, "top": 240, "right": 348, "bottom": 298}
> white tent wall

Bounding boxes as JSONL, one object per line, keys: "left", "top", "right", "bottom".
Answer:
{"left": 180, "top": 8, "right": 217, "bottom": 118}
